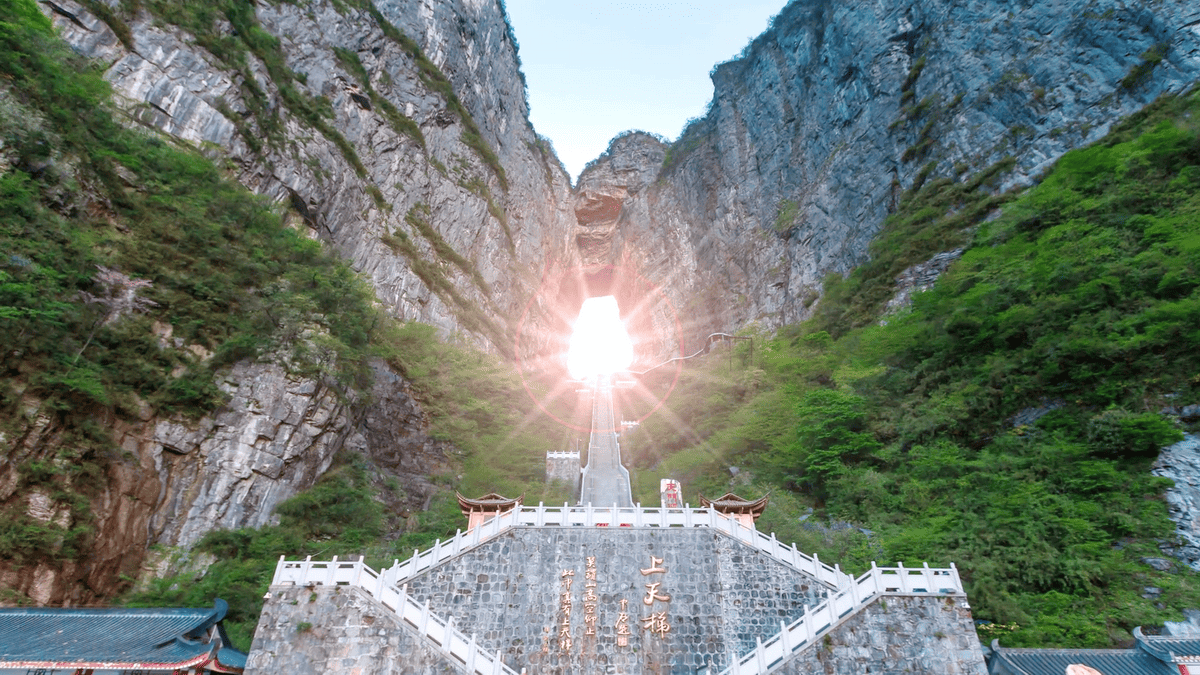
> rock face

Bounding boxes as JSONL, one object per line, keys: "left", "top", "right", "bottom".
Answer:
{"left": 1153, "top": 433, "right": 1200, "bottom": 570}
{"left": 0, "top": 357, "right": 452, "bottom": 604}
{"left": 22, "top": 0, "right": 575, "bottom": 603}
{"left": 578, "top": 0, "right": 1200, "bottom": 353}
{"left": 44, "top": 0, "right": 579, "bottom": 353}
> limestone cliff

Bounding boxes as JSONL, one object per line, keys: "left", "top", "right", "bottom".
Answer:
{"left": 577, "top": 0, "right": 1200, "bottom": 352}
{"left": 44, "top": 0, "right": 579, "bottom": 349}
{"left": 8, "top": 0, "right": 575, "bottom": 604}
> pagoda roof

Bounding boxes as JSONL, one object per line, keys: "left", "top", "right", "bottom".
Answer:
{"left": 0, "top": 599, "right": 245, "bottom": 672}
{"left": 699, "top": 492, "right": 770, "bottom": 518}
{"left": 457, "top": 492, "right": 523, "bottom": 513}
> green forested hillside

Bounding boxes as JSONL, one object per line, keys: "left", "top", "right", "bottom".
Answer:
{"left": 0, "top": 0, "right": 566, "bottom": 642}
{"left": 627, "top": 86, "right": 1200, "bottom": 647}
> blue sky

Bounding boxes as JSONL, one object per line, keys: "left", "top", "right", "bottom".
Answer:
{"left": 504, "top": 0, "right": 788, "bottom": 182}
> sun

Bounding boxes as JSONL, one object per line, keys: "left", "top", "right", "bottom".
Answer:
{"left": 566, "top": 295, "right": 633, "bottom": 381}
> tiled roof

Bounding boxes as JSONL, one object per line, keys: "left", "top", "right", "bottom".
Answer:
{"left": 988, "top": 646, "right": 1177, "bottom": 675}
{"left": 988, "top": 628, "right": 1200, "bottom": 675}
{"left": 0, "top": 600, "right": 230, "bottom": 668}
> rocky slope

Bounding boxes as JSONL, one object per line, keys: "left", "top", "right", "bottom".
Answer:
{"left": 45, "top": 0, "right": 579, "bottom": 350}
{"left": 7, "top": 0, "right": 578, "bottom": 604}
{"left": 577, "top": 0, "right": 1200, "bottom": 353}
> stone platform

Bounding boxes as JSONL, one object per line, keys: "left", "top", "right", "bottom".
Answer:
{"left": 245, "top": 507, "right": 987, "bottom": 675}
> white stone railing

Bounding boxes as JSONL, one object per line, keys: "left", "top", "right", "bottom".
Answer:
{"left": 273, "top": 549, "right": 962, "bottom": 675}
{"left": 712, "top": 562, "right": 966, "bottom": 675}
{"left": 379, "top": 504, "right": 853, "bottom": 589}
{"left": 271, "top": 556, "right": 521, "bottom": 675}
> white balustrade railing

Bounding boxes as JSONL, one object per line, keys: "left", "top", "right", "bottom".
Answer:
{"left": 272, "top": 554, "right": 963, "bottom": 675}
{"left": 375, "top": 504, "right": 853, "bottom": 589}
{"left": 272, "top": 556, "right": 521, "bottom": 675}
{"left": 714, "top": 562, "right": 966, "bottom": 675}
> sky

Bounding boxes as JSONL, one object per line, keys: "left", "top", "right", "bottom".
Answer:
{"left": 503, "top": 0, "right": 788, "bottom": 182}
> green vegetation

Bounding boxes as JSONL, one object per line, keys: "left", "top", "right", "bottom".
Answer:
{"left": 332, "top": 46, "right": 424, "bottom": 147}
{"left": 626, "top": 88, "right": 1200, "bottom": 647}
{"left": 338, "top": 0, "right": 509, "bottom": 191}
{"left": 125, "top": 326, "right": 575, "bottom": 647}
{"left": 773, "top": 199, "right": 799, "bottom": 233}
{"left": 381, "top": 206, "right": 511, "bottom": 352}
{"left": 1120, "top": 42, "right": 1170, "bottom": 90}
{"left": 0, "top": 0, "right": 391, "bottom": 568}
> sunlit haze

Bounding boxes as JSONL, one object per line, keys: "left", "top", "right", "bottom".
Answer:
{"left": 504, "top": 0, "right": 786, "bottom": 182}
{"left": 566, "top": 295, "right": 634, "bottom": 381}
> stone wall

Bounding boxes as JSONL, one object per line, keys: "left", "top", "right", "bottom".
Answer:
{"left": 246, "top": 584, "right": 460, "bottom": 675}
{"left": 776, "top": 595, "right": 987, "bottom": 675}
{"left": 401, "top": 527, "right": 831, "bottom": 674}
{"left": 545, "top": 452, "right": 581, "bottom": 499}
{"left": 249, "top": 541, "right": 987, "bottom": 675}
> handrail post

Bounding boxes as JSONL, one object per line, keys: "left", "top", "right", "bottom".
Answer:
{"left": 755, "top": 636, "right": 766, "bottom": 671}
{"left": 327, "top": 556, "right": 338, "bottom": 586}
{"left": 466, "top": 633, "right": 477, "bottom": 672}
{"left": 537, "top": 501, "right": 545, "bottom": 527}
{"left": 780, "top": 619, "right": 791, "bottom": 652}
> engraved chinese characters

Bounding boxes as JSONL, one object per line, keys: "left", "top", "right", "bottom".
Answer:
{"left": 614, "top": 598, "right": 632, "bottom": 646}
{"left": 640, "top": 554, "right": 671, "bottom": 638}
{"left": 549, "top": 553, "right": 674, "bottom": 652}
{"left": 583, "top": 556, "right": 599, "bottom": 636}
{"left": 558, "top": 568, "right": 574, "bottom": 651}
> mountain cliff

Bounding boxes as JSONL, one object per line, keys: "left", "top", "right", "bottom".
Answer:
{"left": 578, "top": 0, "right": 1200, "bottom": 350}
{"left": 4, "top": 0, "right": 579, "bottom": 604}
{"left": 3, "top": 0, "right": 1200, "bottom": 628}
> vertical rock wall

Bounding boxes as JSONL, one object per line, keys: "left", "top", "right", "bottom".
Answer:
{"left": 578, "top": 0, "right": 1200, "bottom": 354}
{"left": 45, "top": 0, "right": 579, "bottom": 352}
{"left": 15, "top": 0, "right": 575, "bottom": 603}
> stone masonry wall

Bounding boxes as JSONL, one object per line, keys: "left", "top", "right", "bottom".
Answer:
{"left": 401, "top": 527, "right": 831, "bottom": 675}
{"left": 775, "top": 595, "right": 987, "bottom": 675}
{"left": 545, "top": 453, "right": 581, "bottom": 499}
{"left": 246, "top": 584, "right": 459, "bottom": 675}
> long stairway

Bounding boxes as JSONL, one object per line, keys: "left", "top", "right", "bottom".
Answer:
{"left": 578, "top": 379, "right": 634, "bottom": 507}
